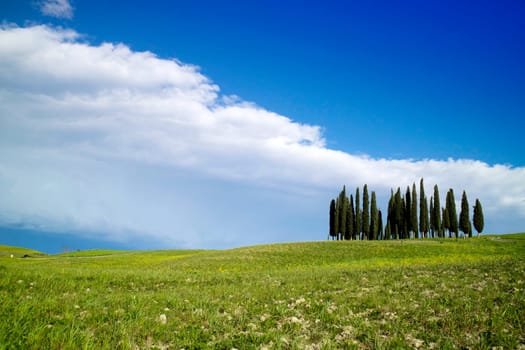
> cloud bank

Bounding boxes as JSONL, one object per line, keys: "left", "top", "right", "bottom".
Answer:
{"left": 0, "top": 25, "right": 524, "bottom": 248}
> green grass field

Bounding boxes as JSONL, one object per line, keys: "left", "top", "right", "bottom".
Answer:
{"left": 1, "top": 234, "right": 524, "bottom": 349}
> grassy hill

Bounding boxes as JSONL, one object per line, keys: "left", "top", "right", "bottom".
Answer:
{"left": 0, "top": 244, "right": 46, "bottom": 258}
{"left": 1, "top": 234, "right": 524, "bottom": 349}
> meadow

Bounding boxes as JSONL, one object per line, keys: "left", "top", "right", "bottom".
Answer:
{"left": 0, "top": 234, "right": 524, "bottom": 349}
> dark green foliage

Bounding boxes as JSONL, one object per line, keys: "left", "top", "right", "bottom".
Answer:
{"left": 394, "top": 188, "right": 403, "bottom": 239}
{"left": 328, "top": 180, "right": 485, "bottom": 243}
{"left": 329, "top": 199, "right": 337, "bottom": 239}
{"left": 446, "top": 189, "right": 458, "bottom": 238}
{"left": 350, "top": 195, "right": 357, "bottom": 240}
{"left": 355, "top": 187, "right": 361, "bottom": 239}
{"left": 433, "top": 185, "right": 442, "bottom": 238}
{"left": 442, "top": 207, "right": 449, "bottom": 237}
{"left": 405, "top": 186, "right": 411, "bottom": 237}
{"left": 335, "top": 197, "right": 340, "bottom": 237}
{"left": 411, "top": 183, "right": 418, "bottom": 239}
{"left": 370, "top": 191, "right": 378, "bottom": 240}
{"left": 420, "top": 179, "right": 429, "bottom": 238}
{"left": 429, "top": 197, "right": 434, "bottom": 238}
{"left": 473, "top": 199, "right": 484, "bottom": 236}
{"left": 362, "top": 185, "right": 370, "bottom": 240}
{"left": 378, "top": 210, "right": 383, "bottom": 240}
{"left": 345, "top": 195, "right": 354, "bottom": 240}
{"left": 338, "top": 186, "right": 348, "bottom": 240}
{"left": 459, "top": 190, "right": 471, "bottom": 238}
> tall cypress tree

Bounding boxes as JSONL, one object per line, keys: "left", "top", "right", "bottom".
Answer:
{"left": 370, "top": 191, "right": 378, "bottom": 240}
{"left": 335, "top": 197, "right": 340, "bottom": 239}
{"left": 329, "top": 199, "right": 337, "bottom": 239}
{"left": 442, "top": 207, "right": 449, "bottom": 237}
{"left": 394, "top": 188, "right": 402, "bottom": 239}
{"left": 386, "top": 190, "right": 394, "bottom": 240}
{"left": 433, "top": 185, "right": 442, "bottom": 238}
{"left": 405, "top": 186, "right": 412, "bottom": 238}
{"left": 378, "top": 210, "right": 384, "bottom": 240}
{"left": 355, "top": 187, "right": 361, "bottom": 240}
{"left": 459, "top": 190, "right": 470, "bottom": 238}
{"left": 473, "top": 199, "right": 484, "bottom": 237}
{"left": 446, "top": 189, "right": 458, "bottom": 238}
{"left": 345, "top": 194, "right": 354, "bottom": 240}
{"left": 419, "top": 179, "right": 428, "bottom": 237}
{"left": 338, "top": 186, "right": 348, "bottom": 240}
{"left": 429, "top": 196, "right": 434, "bottom": 238}
{"left": 411, "top": 183, "right": 418, "bottom": 239}
{"left": 362, "top": 185, "right": 370, "bottom": 240}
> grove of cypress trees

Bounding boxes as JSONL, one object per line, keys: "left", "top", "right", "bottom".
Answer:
{"left": 328, "top": 182, "right": 486, "bottom": 242}
{"left": 411, "top": 183, "right": 418, "bottom": 239}
{"left": 362, "top": 185, "right": 370, "bottom": 240}
{"left": 459, "top": 190, "right": 470, "bottom": 238}
{"left": 473, "top": 199, "right": 484, "bottom": 237}
{"left": 370, "top": 191, "right": 378, "bottom": 240}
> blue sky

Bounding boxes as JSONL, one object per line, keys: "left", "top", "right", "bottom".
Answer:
{"left": 0, "top": 0, "right": 524, "bottom": 253}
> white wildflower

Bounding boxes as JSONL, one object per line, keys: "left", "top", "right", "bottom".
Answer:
{"left": 158, "top": 313, "right": 167, "bottom": 325}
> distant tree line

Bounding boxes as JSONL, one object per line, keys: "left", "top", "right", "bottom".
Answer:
{"left": 329, "top": 179, "right": 484, "bottom": 240}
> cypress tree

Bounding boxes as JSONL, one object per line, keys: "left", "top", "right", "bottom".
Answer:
{"left": 362, "top": 185, "right": 370, "bottom": 240}
{"left": 429, "top": 196, "right": 434, "bottom": 238}
{"left": 446, "top": 189, "right": 458, "bottom": 238}
{"left": 419, "top": 179, "right": 428, "bottom": 238}
{"left": 350, "top": 195, "right": 357, "bottom": 240}
{"left": 433, "top": 185, "right": 442, "bottom": 238}
{"left": 386, "top": 190, "right": 394, "bottom": 240}
{"left": 370, "top": 191, "right": 378, "bottom": 240}
{"left": 335, "top": 197, "right": 340, "bottom": 239}
{"left": 442, "top": 207, "right": 449, "bottom": 237}
{"left": 378, "top": 210, "right": 384, "bottom": 240}
{"left": 329, "top": 199, "right": 337, "bottom": 239}
{"left": 473, "top": 199, "right": 484, "bottom": 237}
{"left": 345, "top": 194, "right": 354, "bottom": 240}
{"left": 459, "top": 190, "right": 470, "bottom": 238}
{"left": 338, "top": 186, "right": 348, "bottom": 240}
{"left": 355, "top": 187, "right": 361, "bottom": 240}
{"left": 394, "top": 188, "right": 402, "bottom": 239}
{"left": 405, "top": 186, "right": 412, "bottom": 238}
{"left": 411, "top": 183, "right": 418, "bottom": 239}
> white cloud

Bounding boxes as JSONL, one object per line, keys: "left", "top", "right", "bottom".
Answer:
{"left": 39, "top": 0, "right": 74, "bottom": 19}
{"left": 0, "top": 24, "right": 524, "bottom": 248}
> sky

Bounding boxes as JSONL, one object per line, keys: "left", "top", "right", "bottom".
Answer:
{"left": 0, "top": 0, "right": 524, "bottom": 253}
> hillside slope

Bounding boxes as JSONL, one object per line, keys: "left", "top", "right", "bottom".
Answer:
{"left": 1, "top": 234, "right": 524, "bottom": 349}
